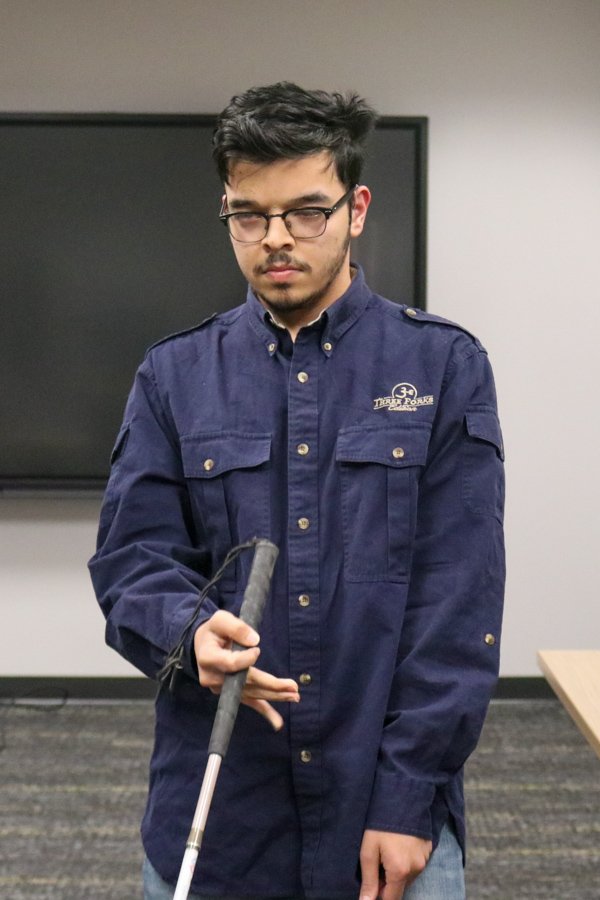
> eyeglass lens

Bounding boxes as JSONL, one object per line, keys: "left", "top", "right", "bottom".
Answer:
{"left": 227, "top": 208, "right": 328, "bottom": 243}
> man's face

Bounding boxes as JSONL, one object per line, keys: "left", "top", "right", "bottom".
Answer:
{"left": 223, "top": 152, "right": 370, "bottom": 324}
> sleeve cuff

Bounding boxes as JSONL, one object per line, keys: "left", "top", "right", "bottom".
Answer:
{"left": 365, "top": 770, "right": 437, "bottom": 840}
{"left": 168, "top": 592, "right": 220, "bottom": 682}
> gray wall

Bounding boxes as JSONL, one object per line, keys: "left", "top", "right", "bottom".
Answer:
{"left": 1, "top": 0, "right": 599, "bottom": 676}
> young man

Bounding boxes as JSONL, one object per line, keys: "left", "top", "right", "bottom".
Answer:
{"left": 89, "top": 83, "right": 505, "bottom": 900}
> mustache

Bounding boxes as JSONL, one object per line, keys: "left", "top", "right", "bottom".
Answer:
{"left": 254, "top": 253, "right": 311, "bottom": 276}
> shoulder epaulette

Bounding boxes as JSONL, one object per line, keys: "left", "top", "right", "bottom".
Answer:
{"left": 401, "top": 306, "right": 483, "bottom": 348}
{"left": 145, "top": 313, "right": 219, "bottom": 355}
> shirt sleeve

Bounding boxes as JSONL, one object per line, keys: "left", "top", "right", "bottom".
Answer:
{"left": 365, "top": 342, "right": 505, "bottom": 840}
{"left": 88, "top": 355, "right": 218, "bottom": 681}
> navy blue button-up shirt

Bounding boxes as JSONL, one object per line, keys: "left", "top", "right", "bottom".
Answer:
{"left": 89, "top": 266, "right": 505, "bottom": 898}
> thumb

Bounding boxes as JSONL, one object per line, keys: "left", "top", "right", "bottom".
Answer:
{"left": 360, "top": 840, "right": 381, "bottom": 900}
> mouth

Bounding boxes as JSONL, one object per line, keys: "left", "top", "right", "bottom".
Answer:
{"left": 264, "top": 266, "right": 301, "bottom": 282}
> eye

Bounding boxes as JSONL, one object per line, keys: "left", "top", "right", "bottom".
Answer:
{"left": 291, "top": 208, "right": 323, "bottom": 220}
{"left": 234, "top": 213, "right": 264, "bottom": 224}
{"left": 233, "top": 213, "right": 265, "bottom": 230}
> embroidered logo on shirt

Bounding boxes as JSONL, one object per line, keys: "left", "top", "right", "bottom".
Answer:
{"left": 373, "top": 383, "right": 434, "bottom": 412}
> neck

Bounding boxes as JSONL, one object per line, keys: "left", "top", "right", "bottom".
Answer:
{"left": 258, "top": 263, "right": 355, "bottom": 342}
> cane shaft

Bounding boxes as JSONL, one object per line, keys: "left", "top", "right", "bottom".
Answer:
{"left": 173, "top": 540, "right": 278, "bottom": 900}
{"left": 173, "top": 753, "right": 221, "bottom": 898}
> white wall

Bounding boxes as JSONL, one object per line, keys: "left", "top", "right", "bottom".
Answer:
{"left": 1, "top": 0, "right": 599, "bottom": 676}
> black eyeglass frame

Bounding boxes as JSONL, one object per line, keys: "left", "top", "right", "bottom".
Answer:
{"left": 219, "top": 184, "right": 358, "bottom": 242}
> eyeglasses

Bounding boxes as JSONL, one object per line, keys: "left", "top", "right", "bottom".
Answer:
{"left": 219, "top": 185, "right": 357, "bottom": 243}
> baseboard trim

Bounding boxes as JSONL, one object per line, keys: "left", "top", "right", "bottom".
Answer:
{"left": 492, "top": 676, "right": 555, "bottom": 700}
{"left": 0, "top": 675, "right": 556, "bottom": 701}
{"left": 0, "top": 676, "right": 157, "bottom": 701}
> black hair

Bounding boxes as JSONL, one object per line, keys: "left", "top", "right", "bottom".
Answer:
{"left": 213, "top": 82, "right": 378, "bottom": 188}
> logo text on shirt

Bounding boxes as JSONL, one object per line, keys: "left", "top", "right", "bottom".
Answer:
{"left": 374, "top": 383, "right": 434, "bottom": 413}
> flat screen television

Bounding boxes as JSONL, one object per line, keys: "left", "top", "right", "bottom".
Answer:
{"left": 0, "top": 113, "right": 427, "bottom": 491}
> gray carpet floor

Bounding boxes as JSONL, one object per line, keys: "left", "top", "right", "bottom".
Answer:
{"left": 0, "top": 699, "right": 598, "bottom": 899}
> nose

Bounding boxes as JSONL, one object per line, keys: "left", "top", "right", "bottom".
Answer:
{"left": 261, "top": 214, "right": 295, "bottom": 251}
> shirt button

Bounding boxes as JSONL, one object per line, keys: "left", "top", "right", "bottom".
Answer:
{"left": 485, "top": 633, "right": 496, "bottom": 646}
{"left": 323, "top": 342, "right": 332, "bottom": 351}
{"left": 406, "top": 308, "right": 418, "bottom": 317}
{"left": 299, "top": 673, "right": 312, "bottom": 685}
{"left": 297, "top": 372, "right": 309, "bottom": 383}
{"left": 203, "top": 459, "right": 214, "bottom": 471}
{"left": 268, "top": 342, "right": 276, "bottom": 352}
{"left": 299, "top": 594, "right": 310, "bottom": 606}
{"left": 392, "top": 447, "right": 405, "bottom": 459}
{"left": 297, "top": 443, "right": 309, "bottom": 455}
{"left": 298, "top": 518, "right": 310, "bottom": 530}
{"left": 300, "top": 750, "right": 312, "bottom": 763}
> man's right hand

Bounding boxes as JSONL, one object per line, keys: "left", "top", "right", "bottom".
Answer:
{"left": 193, "top": 610, "right": 300, "bottom": 730}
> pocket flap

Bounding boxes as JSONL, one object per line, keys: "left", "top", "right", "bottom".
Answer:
{"left": 465, "top": 408, "right": 504, "bottom": 459}
{"left": 336, "top": 423, "right": 431, "bottom": 467}
{"left": 110, "top": 424, "right": 130, "bottom": 465}
{"left": 181, "top": 431, "right": 271, "bottom": 477}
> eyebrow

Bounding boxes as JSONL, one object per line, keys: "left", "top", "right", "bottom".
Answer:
{"left": 227, "top": 191, "right": 332, "bottom": 212}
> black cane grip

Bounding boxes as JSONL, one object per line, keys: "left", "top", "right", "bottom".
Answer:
{"left": 208, "top": 540, "right": 279, "bottom": 757}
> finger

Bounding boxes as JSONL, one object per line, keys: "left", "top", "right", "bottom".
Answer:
{"left": 401, "top": 851, "right": 430, "bottom": 890}
{"left": 381, "top": 876, "right": 407, "bottom": 900}
{"left": 245, "top": 668, "right": 299, "bottom": 694}
{"left": 208, "top": 610, "right": 260, "bottom": 647}
{"left": 382, "top": 845, "right": 430, "bottom": 897}
{"left": 203, "top": 663, "right": 300, "bottom": 700}
{"left": 359, "top": 838, "right": 381, "bottom": 900}
{"left": 242, "top": 697, "right": 284, "bottom": 731}
{"left": 206, "top": 680, "right": 299, "bottom": 702}
{"left": 200, "top": 644, "right": 261, "bottom": 675}
{"left": 243, "top": 686, "right": 300, "bottom": 702}
{"left": 207, "top": 684, "right": 299, "bottom": 702}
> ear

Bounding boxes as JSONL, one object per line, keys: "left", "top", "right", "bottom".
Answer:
{"left": 350, "top": 186, "right": 371, "bottom": 238}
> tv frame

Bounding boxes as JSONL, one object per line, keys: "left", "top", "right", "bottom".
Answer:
{"left": 0, "top": 112, "right": 427, "bottom": 494}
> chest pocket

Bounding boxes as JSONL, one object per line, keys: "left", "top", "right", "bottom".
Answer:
{"left": 181, "top": 431, "right": 271, "bottom": 589}
{"left": 336, "top": 423, "right": 431, "bottom": 583}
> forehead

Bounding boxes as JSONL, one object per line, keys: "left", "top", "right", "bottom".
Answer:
{"left": 225, "top": 151, "right": 343, "bottom": 204}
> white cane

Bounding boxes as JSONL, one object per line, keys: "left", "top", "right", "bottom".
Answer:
{"left": 173, "top": 539, "right": 279, "bottom": 900}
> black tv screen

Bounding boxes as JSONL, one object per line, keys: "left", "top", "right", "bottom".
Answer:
{"left": 0, "top": 113, "right": 427, "bottom": 490}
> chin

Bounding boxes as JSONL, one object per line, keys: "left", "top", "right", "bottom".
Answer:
{"left": 257, "top": 283, "right": 302, "bottom": 307}
{"left": 263, "top": 291, "right": 314, "bottom": 314}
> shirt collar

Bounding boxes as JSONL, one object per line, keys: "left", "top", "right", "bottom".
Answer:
{"left": 266, "top": 308, "right": 326, "bottom": 331}
{"left": 245, "top": 264, "right": 372, "bottom": 356}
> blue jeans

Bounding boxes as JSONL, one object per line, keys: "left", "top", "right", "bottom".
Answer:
{"left": 143, "top": 822, "right": 465, "bottom": 900}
